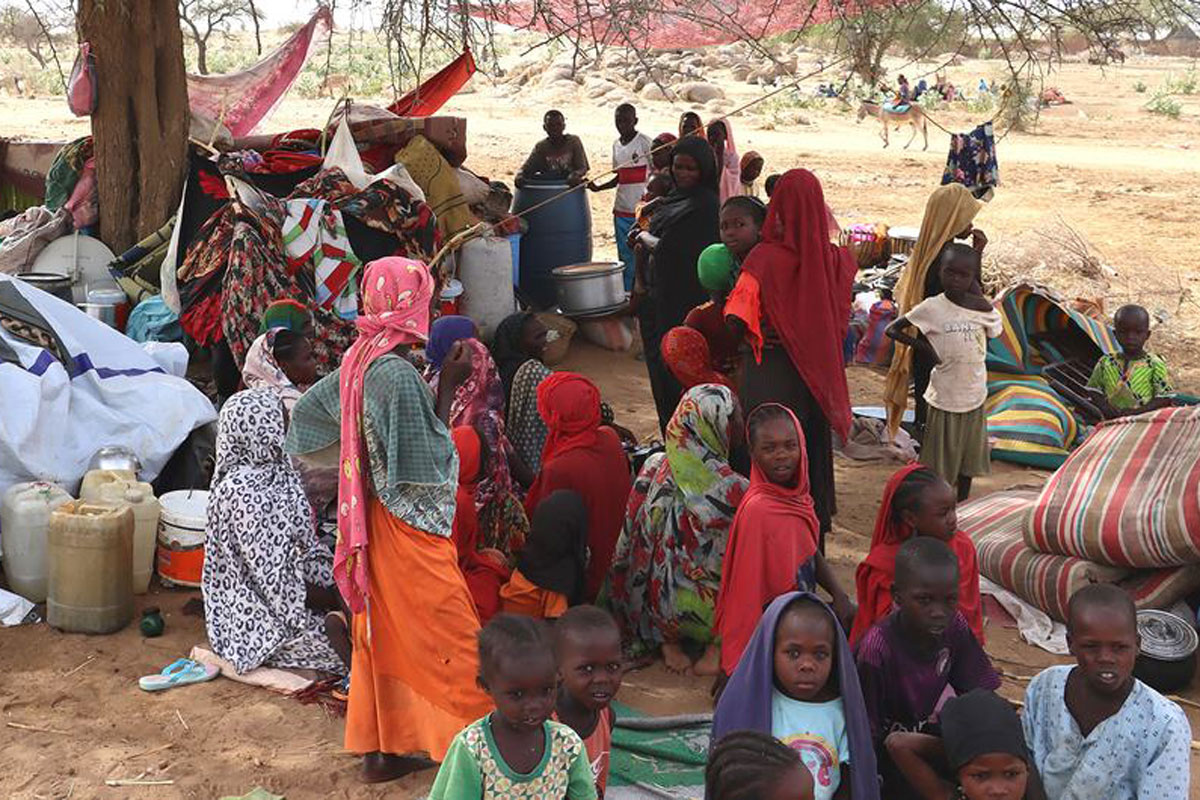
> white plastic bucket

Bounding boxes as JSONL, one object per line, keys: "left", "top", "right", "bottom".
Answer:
{"left": 156, "top": 490, "right": 208, "bottom": 588}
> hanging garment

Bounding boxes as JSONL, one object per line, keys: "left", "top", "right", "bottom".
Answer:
{"left": 282, "top": 199, "right": 361, "bottom": 319}
{"left": 941, "top": 122, "right": 999, "bottom": 199}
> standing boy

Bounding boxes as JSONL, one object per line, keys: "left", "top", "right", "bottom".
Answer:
{"left": 1023, "top": 584, "right": 1190, "bottom": 799}
{"left": 590, "top": 103, "right": 652, "bottom": 292}
{"left": 554, "top": 606, "right": 626, "bottom": 797}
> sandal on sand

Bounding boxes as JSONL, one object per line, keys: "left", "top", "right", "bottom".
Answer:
{"left": 331, "top": 674, "right": 350, "bottom": 702}
{"left": 138, "top": 658, "right": 219, "bottom": 692}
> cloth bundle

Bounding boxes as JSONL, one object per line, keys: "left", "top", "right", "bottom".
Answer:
{"left": 961, "top": 488, "right": 1200, "bottom": 622}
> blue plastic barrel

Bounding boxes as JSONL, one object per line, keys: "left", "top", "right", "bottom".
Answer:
{"left": 511, "top": 180, "right": 592, "bottom": 308}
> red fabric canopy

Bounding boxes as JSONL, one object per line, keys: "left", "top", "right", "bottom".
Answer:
{"left": 471, "top": 0, "right": 892, "bottom": 49}
{"left": 388, "top": 50, "right": 477, "bottom": 117}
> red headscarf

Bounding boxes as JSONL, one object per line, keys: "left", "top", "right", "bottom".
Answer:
{"left": 714, "top": 404, "right": 821, "bottom": 675}
{"left": 662, "top": 326, "right": 735, "bottom": 391}
{"left": 849, "top": 464, "right": 984, "bottom": 645}
{"left": 741, "top": 169, "right": 856, "bottom": 440}
{"left": 537, "top": 372, "right": 602, "bottom": 465}
{"left": 451, "top": 426, "right": 509, "bottom": 623}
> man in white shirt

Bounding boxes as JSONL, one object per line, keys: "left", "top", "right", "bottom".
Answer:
{"left": 589, "top": 103, "right": 652, "bottom": 292}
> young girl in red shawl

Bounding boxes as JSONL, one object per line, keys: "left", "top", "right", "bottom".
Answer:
{"left": 715, "top": 403, "right": 855, "bottom": 677}
{"left": 451, "top": 426, "right": 511, "bottom": 624}
{"left": 849, "top": 465, "right": 984, "bottom": 646}
{"left": 725, "top": 169, "right": 856, "bottom": 543}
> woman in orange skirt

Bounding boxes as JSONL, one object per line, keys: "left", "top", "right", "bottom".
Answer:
{"left": 287, "top": 257, "right": 492, "bottom": 782}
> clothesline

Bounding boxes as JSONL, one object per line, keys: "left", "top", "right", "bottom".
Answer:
{"left": 487, "top": 54, "right": 854, "bottom": 234}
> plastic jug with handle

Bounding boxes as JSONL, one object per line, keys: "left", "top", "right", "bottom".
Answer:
{"left": 80, "top": 474, "right": 160, "bottom": 594}
{"left": 48, "top": 501, "right": 134, "bottom": 634}
{"left": 1, "top": 482, "right": 73, "bottom": 602}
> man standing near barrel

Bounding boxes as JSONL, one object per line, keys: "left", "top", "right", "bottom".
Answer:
{"left": 590, "top": 103, "right": 653, "bottom": 292}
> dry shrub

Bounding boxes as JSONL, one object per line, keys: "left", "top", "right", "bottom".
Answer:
{"left": 982, "top": 214, "right": 1112, "bottom": 302}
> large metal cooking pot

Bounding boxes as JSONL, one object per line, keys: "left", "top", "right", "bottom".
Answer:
{"left": 88, "top": 446, "right": 142, "bottom": 476}
{"left": 552, "top": 262, "right": 625, "bottom": 315}
{"left": 16, "top": 272, "right": 74, "bottom": 304}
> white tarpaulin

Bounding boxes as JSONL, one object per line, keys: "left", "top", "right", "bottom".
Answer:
{"left": 0, "top": 274, "right": 216, "bottom": 497}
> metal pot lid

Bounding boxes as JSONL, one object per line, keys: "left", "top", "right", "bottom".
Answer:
{"left": 553, "top": 261, "right": 623, "bottom": 277}
{"left": 1137, "top": 609, "right": 1199, "bottom": 661}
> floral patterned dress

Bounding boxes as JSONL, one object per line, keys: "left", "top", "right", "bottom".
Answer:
{"left": 606, "top": 384, "right": 748, "bottom": 649}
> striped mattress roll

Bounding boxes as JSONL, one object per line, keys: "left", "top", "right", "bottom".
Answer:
{"left": 1026, "top": 406, "right": 1200, "bottom": 568}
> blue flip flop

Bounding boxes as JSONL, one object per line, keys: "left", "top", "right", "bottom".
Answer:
{"left": 138, "top": 658, "right": 219, "bottom": 692}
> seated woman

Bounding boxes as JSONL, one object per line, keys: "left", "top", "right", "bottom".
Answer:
{"left": 524, "top": 372, "right": 632, "bottom": 602}
{"left": 203, "top": 389, "right": 350, "bottom": 676}
{"left": 450, "top": 426, "right": 511, "bottom": 624}
{"left": 515, "top": 110, "right": 590, "bottom": 188}
{"left": 607, "top": 384, "right": 748, "bottom": 675}
{"left": 242, "top": 328, "right": 318, "bottom": 413}
{"left": 424, "top": 315, "right": 478, "bottom": 387}
{"left": 243, "top": 326, "right": 333, "bottom": 516}
{"left": 450, "top": 338, "right": 531, "bottom": 555}
{"left": 490, "top": 312, "right": 552, "bottom": 473}
{"left": 501, "top": 490, "right": 589, "bottom": 620}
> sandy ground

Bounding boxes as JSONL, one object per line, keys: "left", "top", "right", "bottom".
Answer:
{"left": 2, "top": 50, "right": 1200, "bottom": 799}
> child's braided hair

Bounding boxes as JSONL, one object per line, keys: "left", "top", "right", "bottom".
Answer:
{"left": 746, "top": 403, "right": 793, "bottom": 447}
{"left": 890, "top": 466, "right": 944, "bottom": 523}
{"left": 705, "top": 730, "right": 805, "bottom": 800}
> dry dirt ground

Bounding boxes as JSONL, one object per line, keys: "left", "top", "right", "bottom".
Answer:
{"left": 2, "top": 51, "right": 1200, "bottom": 799}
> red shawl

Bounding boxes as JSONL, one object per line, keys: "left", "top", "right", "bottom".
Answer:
{"left": 849, "top": 464, "right": 984, "bottom": 645}
{"left": 537, "top": 371, "right": 601, "bottom": 464}
{"left": 525, "top": 372, "right": 631, "bottom": 601}
{"left": 741, "top": 169, "right": 856, "bottom": 440}
{"left": 714, "top": 404, "right": 820, "bottom": 675}
{"left": 451, "top": 426, "right": 510, "bottom": 623}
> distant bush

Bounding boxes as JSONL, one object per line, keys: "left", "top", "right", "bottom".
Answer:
{"left": 1134, "top": 80, "right": 1147, "bottom": 93}
{"left": 1146, "top": 93, "right": 1182, "bottom": 118}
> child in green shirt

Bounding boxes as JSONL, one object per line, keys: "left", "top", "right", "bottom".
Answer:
{"left": 429, "top": 614, "right": 597, "bottom": 800}
{"left": 1087, "top": 304, "right": 1174, "bottom": 415}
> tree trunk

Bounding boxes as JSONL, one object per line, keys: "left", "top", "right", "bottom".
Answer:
{"left": 77, "top": 0, "right": 189, "bottom": 253}
{"left": 197, "top": 38, "right": 208, "bottom": 75}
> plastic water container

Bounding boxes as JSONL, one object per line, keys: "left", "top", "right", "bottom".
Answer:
{"left": 0, "top": 482, "right": 73, "bottom": 602}
{"left": 47, "top": 501, "right": 134, "bottom": 634}
{"left": 458, "top": 236, "right": 517, "bottom": 341}
{"left": 80, "top": 473, "right": 161, "bottom": 595}
{"left": 512, "top": 180, "right": 592, "bottom": 308}
{"left": 79, "top": 469, "right": 137, "bottom": 500}
{"left": 157, "top": 490, "right": 208, "bottom": 588}
{"left": 507, "top": 233, "right": 522, "bottom": 287}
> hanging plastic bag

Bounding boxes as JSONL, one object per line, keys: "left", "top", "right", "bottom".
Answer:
{"left": 67, "top": 42, "right": 98, "bottom": 117}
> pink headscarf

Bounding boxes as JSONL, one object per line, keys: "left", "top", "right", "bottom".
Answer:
{"left": 336, "top": 257, "right": 434, "bottom": 612}
{"left": 710, "top": 119, "right": 741, "bottom": 205}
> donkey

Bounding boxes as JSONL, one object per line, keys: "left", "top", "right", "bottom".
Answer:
{"left": 856, "top": 101, "right": 929, "bottom": 150}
